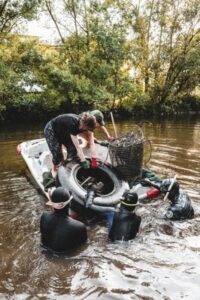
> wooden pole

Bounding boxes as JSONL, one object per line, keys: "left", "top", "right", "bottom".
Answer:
{"left": 163, "top": 174, "right": 177, "bottom": 201}
{"left": 81, "top": 176, "right": 92, "bottom": 186}
{"left": 110, "top": 112, "right": 118, "bottom": 138}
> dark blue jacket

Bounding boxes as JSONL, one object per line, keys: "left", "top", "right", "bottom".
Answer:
{"left": 109, "top": 208, "right": 141, "bottom": 242}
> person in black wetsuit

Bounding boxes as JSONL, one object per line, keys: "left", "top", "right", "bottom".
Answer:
{"left": 40, "top": 187, "right": 87, "bottom": 254}
{"left": 108, "top": 191, "right": 141, "bottom": 242}
{"left": 85, "top": 185, "right": 141, "bottom": 242}
{"left": 159, "top": 179, "right": 194, "bottom": 220}
{"left": 44, "top": 112, "right": 97, "bottom": 177}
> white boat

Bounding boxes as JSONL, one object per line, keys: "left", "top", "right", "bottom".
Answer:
{"left": 17, "top": 138, "right": 160, "bottom": 213}
{"left": 17, "top": 138, "right": 129, "bottom": 208}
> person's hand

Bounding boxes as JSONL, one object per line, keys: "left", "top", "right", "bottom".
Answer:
{"left": 108, "top": 136, "right": 114, "bottom": 141}
{"left": 91, "top": 157, "right": 99, "bottom": 169}
{"left": 80, "top": 160, "right": 90, "bottom": 169}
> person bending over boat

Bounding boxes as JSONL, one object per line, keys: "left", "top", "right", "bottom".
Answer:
{"left": 44, "top": 112, "right": 97, "bottom": 177}
{"left": 40, "top": 187, "right": 87, "bottom": 254}
{"left": 89, "top": 110, "right": 114, "bottom": 142}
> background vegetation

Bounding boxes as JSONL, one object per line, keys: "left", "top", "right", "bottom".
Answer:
{"left": 0, "top": 0, "right": 200, "bottom": 122}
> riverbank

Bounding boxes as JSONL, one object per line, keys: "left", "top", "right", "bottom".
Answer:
{"left": 1, "top": 106, "right": 200, "bottom": 126}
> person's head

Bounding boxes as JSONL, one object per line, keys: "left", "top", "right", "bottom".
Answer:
{"left": 121, "top": 190, "right": 138, "bottom": 211}
{"left": 80, "top": 112, "right": 97, "bottom": 131}
{"left": 90, "top": 110, "right": 105, "bottom": 127}
{"left": 47, "top": 187, "right": 72, "bottom": 213}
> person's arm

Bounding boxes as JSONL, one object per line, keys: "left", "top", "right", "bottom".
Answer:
{"left": 87, "top": 131, "right": 100, "bottom": 168}
{"left": 87, "top": 131, "right": 96, "bottom": 158}
{"left": 70, "top": 134, "right": 85, "bottom": 161}
{"left": 99, "top": 126, "right": 113, "bottom": 141}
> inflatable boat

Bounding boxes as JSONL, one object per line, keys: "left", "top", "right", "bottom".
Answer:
{"left": 17, "top": 138, "right": 161, "bottom": 213}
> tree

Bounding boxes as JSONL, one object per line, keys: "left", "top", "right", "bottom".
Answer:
{"left": 0, "top": 0, "right": 40, "bottom": 34}
{"left": 113, "top": 0, "right": 200, "bottom": 111}
{"left": 1, "top": 0, "right": 200, "bottom": 121}
{"left": 42, "top": 0, "right": 133, "bottom": 111}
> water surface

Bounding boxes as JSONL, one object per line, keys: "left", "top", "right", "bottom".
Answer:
{"left": 0, "top": 117, "right": 200, "bottom": 299}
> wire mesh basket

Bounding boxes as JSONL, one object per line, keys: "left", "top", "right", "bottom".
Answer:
{"left": 109, "top": 127, "right": 145, "bottom": 184}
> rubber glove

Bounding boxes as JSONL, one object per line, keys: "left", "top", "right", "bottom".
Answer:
{"left": 91, "top": 157, "right": 99, "bottom": 169}
{"left": 100, "top": 141, "right": 109, "bottom": 147}
{"left": 149, "top": 175, "right": 161, "bottom": 182}
{"left": 80, "top": 160, "right": 90, "bottom": 169}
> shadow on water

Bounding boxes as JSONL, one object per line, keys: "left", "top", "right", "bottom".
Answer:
{"left": 0, "top": 117, "right": 200, "bottom": 299}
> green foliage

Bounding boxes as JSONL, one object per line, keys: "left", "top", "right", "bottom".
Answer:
{"left": 0, "top": 0, "right": 40, "bottom": 33}
{"left": 0, "top": 0, "right": 200, "bottom": 122}
{"left": 120, "top": 86, "right": 152, "bottom": 114}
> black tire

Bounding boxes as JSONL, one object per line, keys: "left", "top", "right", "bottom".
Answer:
{"left": 57, "top": 160, "right": 129, "bottom": 208}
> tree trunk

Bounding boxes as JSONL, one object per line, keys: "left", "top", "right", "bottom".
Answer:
{"left": 45, "top": 0, "right": 65, "bottom": 43}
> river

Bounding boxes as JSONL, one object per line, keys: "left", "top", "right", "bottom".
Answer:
{"left": 0, "top": 117, "right": 200, "bottom": 300}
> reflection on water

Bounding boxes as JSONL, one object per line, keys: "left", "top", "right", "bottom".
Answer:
{"left": 0, "top": 118, "right": 200, "bottom": 299}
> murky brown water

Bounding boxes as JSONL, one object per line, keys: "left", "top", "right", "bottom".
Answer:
{"left": 0, "top": 117, "right": 200, "bottom": 300}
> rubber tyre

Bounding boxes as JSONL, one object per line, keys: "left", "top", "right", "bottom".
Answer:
{"left": 57, "top": 160, "right": 129, "bottom": 208}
